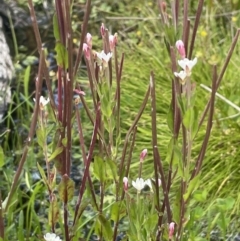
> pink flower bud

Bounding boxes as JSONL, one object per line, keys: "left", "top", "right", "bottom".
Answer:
{"left": 83, "top": 43, "right": 90, "bottom": 60}
{"left": 74, "top": 89, "right": 86, "bottom": 96}
{"left": 123, "top": 177, "right": 128, "bottom": 191}
{"left": 86, "top": 33, "right": 92, "bottom": 49}
{"left": 169, "top": 222, "right": 175, "bottom": 239}
{"left": 140, "top": 149, "right": 147, "bottom": 162}
{"left": 109, "top": 33, "right": 118, "bottom": 51}
{"left": 160, "top": 1, "right": 167, "bottom": 12}
{"left": 176, "top": 40, "right": 186, "bottom": 59}
{"left": 100, "top": 23, "right": 105, "bottom": 38}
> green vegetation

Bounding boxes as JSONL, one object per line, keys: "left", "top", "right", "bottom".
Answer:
{"left": 1, "top": 0, "right": 240, "bottom": 240}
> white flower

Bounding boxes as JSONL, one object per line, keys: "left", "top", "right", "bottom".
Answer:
{"left": 145, "top": 179, "right": 152, "bottom": 190}
{"left": 33, "top": 96, "right": 50, "bottom": 110}
{"left": 174, "top": 70, "right": 187, "bottom": 84}
{"left": 177, "top": 57, "right": 197, "bottom": 76}
{"left": 44, "top": 233, "right": 62, "bottom": 241}
{"left": 132, "top": 178, "right": 145, "bottom": 192}
{"left": 96, "top": 50, "right": 112, "bottom": 67}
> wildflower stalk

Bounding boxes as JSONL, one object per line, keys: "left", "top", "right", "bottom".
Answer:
{"left": 73, "top": 104, "right": 101, "bottom": 226}
{"left": 112, "top": 51, "right": 124, "bottom": 147}
{"left": 170, "top": 47, "right": 181, "bottom": 137}
{"left": 188, "top": 0, "right": 204, "bottom": 59}
{"left": 85, "top": 58, "right": 97, "bottom": 110}
{"left": 150, "top": 72, "right": 161, "bottom": 221}
{"left": 75, "top": 102, "right": 98, "bottom": 211}
{"left": 182, "top": 0, "right": 189, "bottom": 50}
{"left": 119, "top": 85, "right": 150, "bottom": 175}
{"left": 137, "top": 192, "right": 141, "bottom": 241}
{"left": 112, "top": 126, "right": 138, "bottom": 241}
{"left": 150, "top": 72, "right": 172, "bottom": 240}
{"left": 73, "top": 0, "right": 91, "bottom": 77}
{"left": 190, "top": 65, "right": 217, "bottom": 180}
{"left": 121, "top": 127, "right": 137, "bottom": 199}
{"left": 113, "top": 86, "right": 149, "bottom": 238}
{"left": 4, "top": 49, "right": 45, "bottom": 211}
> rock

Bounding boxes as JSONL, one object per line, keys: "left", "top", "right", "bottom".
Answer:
{"left": 0, "top": 16, "right": 13, "bottom": 121}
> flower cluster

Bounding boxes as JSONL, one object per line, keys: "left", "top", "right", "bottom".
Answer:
{"left": 83, "top": 23, "right": 117, "bottom": 69}
{"left": 174, "top": 40, "right": 197, "bottom": 84}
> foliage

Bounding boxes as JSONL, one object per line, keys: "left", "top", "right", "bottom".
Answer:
{"left": 0, "top": 0, "right": 240, "bottom": 241}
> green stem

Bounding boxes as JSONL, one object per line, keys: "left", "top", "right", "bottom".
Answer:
{"left": 137, "top": 192, "right": 141, "bottom": 241}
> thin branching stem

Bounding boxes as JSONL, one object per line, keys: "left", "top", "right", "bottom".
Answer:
{"left": 122, "top": 126, "right": 137, "bottom": 201}
{"left": 4, "top": 49, "right": 45, "bottom": 211}
{"left": 190, "top": 65, "right": 217, "bottom": 181}
{"left": 188, "top": 0, "right": 204, "bottom": 59}
{"left": 119, "top": 86, "right": 150, "bottom": 175}
{"left": 73, "top": 0, "right": 91, "bottom": 77}
{"left": 113, "top": 127, "right": 137, "bottom": 241}
{"left": 170, "top": 47, "right": 181, "bottom": 138}
{"left": 154, "top": 147, "right": 172, "bottom": 235}
{"left": 65, "top": 0, "right": 74, "bottom": 178}
{"left": 73, "top": 103, "right": 101, "bottom": 225}
{"left": 75, "top": 103, "right": 98, "bottom": 210}
{"left": 183, "top": 0, "right": 189, "bottom": 52}
{"left": 150, "top": 72, "right": 160, "bottom": 208}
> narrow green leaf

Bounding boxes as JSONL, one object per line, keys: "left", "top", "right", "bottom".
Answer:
{"left": 166, "top": 137, "right": 174, "bottom": 164}
{"left": 92, "top": 156, "right": 105, "bottom": 182}
{"left": 0, "top": 146, "right": 4, "bottom": 168}
{"left": 106, "top": 159, "right": 118, "bottom": 181}
{"left": 193, "top": 190, "right": 207, "bottom": 202}
{"left": 100, "top": 83, "right": 113, "bottom": 118}
{"left": 183, "top": 107, "right": 195, "bottom": 129}
{"left": 189, "top": 206, "right": 205, "bottom": 221}
{"left": 143, "top": 213, "right": 158, "bottom": 234}
{"left": 191, "top": 106, "right": 199, "bottom": 139}
{"left": 173, "top": 188, "right": 181, "bottom": 224}
{"left": 183, "top": 174, "right": 200, "bottom": 201}
{"left": 177, "top": 95, "right": 186, "bottom": 115}
{"left": 216, "top": 197, "right": 235, "bottom": 211}
{"left": 52, "top": 129, "right": 61, "bottom": 152}
{"left": 110, "top": 201, "right": 126, "bottom": 222}
{"left": 98, "top": 214, "right": 113, "bottom": 240}
{"left": 37, "top": 162, "right": 48, "bottom": 187}
{"left": 62, "top": 137, "right": 68, "bottom": 147}
{"left": 174, "top": 145, "right": 183, "bottom": 177}
{"left": 58, "top": 175, "right": 75, "bottom": 202}
{"left": 18, "top": 210, "right": 24, "bottom": 241}
{"left": 36, "top": 128, "right": 46, "bottom": 148}
{"left": 23, "top": 65, "right": 31, "bottom": 99}
{"left": 53, "top": 13, "right": 60, "bottom": 41}
{"left": 72, "top": 199, "right": 90, "bottom": 231}
{"left": 48, "top": 197, "right": 59, "bottom": 226}
{"left": 55, "top": 42, "right": 68, "bottom": 69}
{"left": 48, "top": 146, "right": 63, "bottom": 162}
